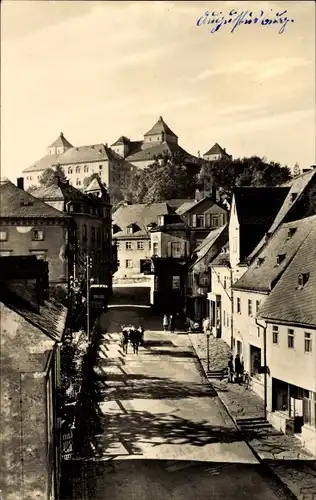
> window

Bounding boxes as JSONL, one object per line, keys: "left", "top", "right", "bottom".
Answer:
{"left": 153, "top": 242, "right": 158, "bottom": 256}
{"left": 127, "top": 226, "right": 134, "bottom": 235}
{"left": 91, "top": 227, "right": 95, "bottom": 241}
{"left": 196, "top": 215, "right": 205, "bottom": 228}
{"left": 298, "top": 273, "right": 310, "bottom": 289}
{"left": 277, "top": 253, "right": 286, "bottom": 265}
{"left": 0, "top": 230, "right": 8, "bottom": 241}
{"left": 248, "top": 299, "right": 252, "bottom": 317}
{"left": 0, "top": 250, "right": 12, "bottom": 256}
{"left": 171, "top": 242, "right": 182, "bottom": 258}
{"left": 32, "top": 230, "right": 44, "bottom": 241}
{"left": 172, "top": 276, "right": 181, "bottom": 290}
{"left": 137, "top": 241, "right": 144, "bottom": 250}
{"left": 303, "top": 392, "right": 316, "bottom": 428}
{"left": 158, "top": 215, "right": 164, "bottom": 226}
{"left": 148, "top": 240, "right": 151, "bottom": 250}
{"left": 116, "top": 241, "right": 120, "bottom": 249}
{"left": 126, "top": 241, "right": 132, "bottom": 250}
{"left": 99, "top": 165, "right": 103, "bottom": 170}
{"left": 76, "top": 178, "right": 81, "bottom": 186}
{"left": 125, "top": 259, "right": 133, "bottom": 268}
{"left": 29, "top": 250, "right": 46, "bottom": 260}
{"left": 211, "top": 215, "right": 219, "bottom": 227}
{"left": 68, "top": 167, "right": 73, "bottom": 174}
{"left": 305, "top": 332, "right": 312, "bottom": 353}
{"left": 236, "top": 297, "right": 241, "bottom": 313}
{"left": 223, "top": 276, "right": 227, "bottom": 289}
{"left": 76, "top": 166, "right": 80, "bottom": 173}
{"left": 288, "top": 328, "right": 295, "bottom": 349}
{"left": 200, "top": 275, "right": 209, "bottom": 286}
{"left": 272, "top": 325, "right": 279, "bottom": 344}
{"left": 117, "top": 261, "right": 120, "bottom": 267}
{"left": 256, "top": 300, "right": 260, "bottom": 314}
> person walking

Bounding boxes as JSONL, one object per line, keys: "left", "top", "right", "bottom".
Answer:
{"left": 227, "top": 355, "right": 234, "bottom": 383}
{"left": 163, "top": 314, "right": 169, "bottom": 332}
{"left": 234, "top": 353, "right": 242, "bottom": 381}
{"left": 169, "top": 314, "right": 175, "bottom": 334}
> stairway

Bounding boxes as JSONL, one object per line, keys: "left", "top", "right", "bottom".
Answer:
{"left": 206, "top": 368, "right": 227, "bottom": 380}
{"left": 236, "top": 416, "right": 280, "bottom": 436}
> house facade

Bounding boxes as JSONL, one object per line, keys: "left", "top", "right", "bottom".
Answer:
{"left": 0, "top": 179, "right": 73, "bottom": 283}
{"left": 112, "top": 202, "right": 174, "bottom": 279}
{"left": 0, "top": 256, "right": 68, "bottom": 500}
{"left": 30, "top": 176, "right": 115, "bottom": 289}
{"left": 22, "top": 132, "right": 137, "bottom": 191}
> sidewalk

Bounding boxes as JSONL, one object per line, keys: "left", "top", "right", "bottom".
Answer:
{"left": 189, "top": 333, "right": 316, "bottom": 500}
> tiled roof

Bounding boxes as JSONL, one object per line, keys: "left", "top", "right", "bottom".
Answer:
{"left": 23, "top": 143, "right": 112, "bottom": 173}
{"left": 144, "top": 116, "right": 178, "bottom": 138}
{"left": 165, "top": 198, "right": 195, "bottom": 209}
{"left": 249, "top": 169, "right": 316, "bottom": 260}
{"left": 176, "top": 200, "right": 200, "bottom": 215}
{"left": 234, "top": 187, "right": 290, "bottom": 225}
{"left": 0, "top": 181, "right": 67, "bottom": 218}
{"left": 191, "top": 225, "right": 228, "bottom": 272}
{"left": 125, "top": 141, "right": 192, "bottom": 163}
{"left": 204, "top": 143, "right": 229, "bottom": 156}
{"left": 112, "top": 202, "right": 174, "bottom": 238}
{"left": 48, "top": 132, "right": 73, "bottom": 150}
{"left": 0, "top": 282, "right": 67, "bottom": 342}
{"left": 210, "top": 249, "right": 230, "bottom": 267}
{"left": 85, "top": 177, "right": 102, "bottom": 192}
{"left": 259, "top": 222, "right": 316, "bottom": 327}
{"left": 111, "top": 136, "right": 130, "bottom": 146}
{"left": 232, "top": 216, "right": 316, "bottom": 293}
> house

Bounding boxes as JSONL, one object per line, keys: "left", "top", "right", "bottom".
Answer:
{"left": 30, "top": 176, "right": 115, "bottom": 289}
{"left": 0, "top": 178, "right": 74, "bottom": 283}
{"left": 176, "top": 189, "right": 228, "bottom": 249}
{"left": 185, "top": 224, "right": 228, "bottom": 324}
{"left": 149, "top": 211, "right": 191, "bottom": 313}
{"left": 203, "top": 143, "right": 232, "bottom": 162}
{"left": 112, "top": 202, "right": 175, "bottom": 279}
{"left": 258, "top": 221, "right": 316, "bottom": 456}
{"left": 111, "top": 116, "right": 197, "bottom": 170}
{"left": 22, "top": 132, "right": 137, "bottom": 191}
{"left": 0, "top": 255, "right": 68, "bottom": 500}
{"left": 208, "top": 186, "right": 290, "bottom": 345}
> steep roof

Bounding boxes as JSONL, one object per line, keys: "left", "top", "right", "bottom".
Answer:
{"left": 125, "top": 141, "right": 191, "bottom": 163}
{"left": 111, "top": 136, "right": 131, "bottom": 147}
{"left": 0, "top": 181, "right": 67, "bottom": 218}
{"left": 144, "top": 116, "right": 178, "bottom": 138}
{"left": 204, "top": 143, "right": 229, "bottom": 156}
{"left": 249, "top": 169, "right": 316, "bottom": 260}
{"left": 176, "top": 200, "right": 200, "bottom": 215}
{"left": 85, "top": 177, "right": 102, "bottom": 192}
{"left": 233, "top": 187, "right": 290, "bottom": 225}
{"left": 113, "top": 202, "right": 174, "bottom": 238}
{"left": 191, "top": 225, "right": 228, "bottom": 272}
{"left": 232, "top": 216, "right": 316, "bottom": 293}
{"left": 48, "top": 132, "right": 73, "bottom": 150}
{"left": 259, "top": 222, "right": 316, "bottom": 327}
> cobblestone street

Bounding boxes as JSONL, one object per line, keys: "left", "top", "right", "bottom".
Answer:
{"left": 189, "top": 333, "right": 316, "bottom": 500}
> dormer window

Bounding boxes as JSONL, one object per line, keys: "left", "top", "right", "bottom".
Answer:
{"left": 127, "top": 224, "right": 135, "bottom": 235}
{"left": 158, "top": 215, "right": 164, "bottom": 226}
{"left": 287, "top": 227, "right": 297, "bottom": 238}
{"left": 276, "top": 253, "right": 286, "bottom": 265}
{"left": 290, "top": 193, "right": 297, "bottom": 203}
{"left": 257, "top": 257, "right": 265, "bottom": 266}
{"left": 147, "top": 222, "right": 157, "bottom": 231}
{"left": 297, "top": 273, "right": 310, "bottom": 289}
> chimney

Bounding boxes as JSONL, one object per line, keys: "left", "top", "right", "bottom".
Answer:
{"left": 195, "top": 188, "right": 201, "bottom": 202}
{"left": 17, "top": 177, "right": 24, "bottom": 190}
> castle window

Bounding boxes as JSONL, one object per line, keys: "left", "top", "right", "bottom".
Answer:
{"left": 68, "top": 167, "right": 73, "bottom": 174}
{"left": 84, "top": 165, "right": 89, "bottom": 173}
{"left": 76, "top": 166, "right": 80, "bottom": 173}
{"left": 76, "top": 178, "right": 81, "bottom": 186}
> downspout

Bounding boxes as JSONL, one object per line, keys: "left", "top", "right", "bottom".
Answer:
{"left": 255, "top": 317, "right": 267, "bottom": 420}
{"left": 230, "top": 266, "right": 234, "bottom": 350}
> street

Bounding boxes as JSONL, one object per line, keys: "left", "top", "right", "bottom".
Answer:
{"left": 61, "top": 288, "right": 295, "bottom": 500}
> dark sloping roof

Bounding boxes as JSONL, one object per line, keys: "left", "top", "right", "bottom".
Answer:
{"left": 0, "top": 181, "right": 67, "bottom": 218}
{"left": 233, "top": 216, "right": 316, "bottom": 293}
{"left": 22, "top": 153, "right": 63, "bottom": 173}
{"left": 176, "top": 200, "right": 200, "bottom": 215}
{"left": 111, "top": 136, "right": 131, "bottom": 147}
{"left": 191, "top": 225, "right": 228, "bottom": 272}
{"left": 259, "top": 223, "right": 316, "bottom": 327}
{"left": 113, "top": 202, "right": 174, "bottom": 238}
{"left": 249, "top": 169, "right": 316, "bottom": 260}
{"left": 234, "top": 187, "right": 290, "bottom": 225}
{"left": 48, "top": 132, "right": 73, "bottom": 150}
{"left": 125, "top": 141, "right": 192, "bottom": 163}
{"left": 144, "top": 116, "right": 178, "bottom": 138}
{"left": 204, "top": 143, "right": 229, "bottom": 156}
{"left": 165, "top": 198, "right": 195, "bottom": 209}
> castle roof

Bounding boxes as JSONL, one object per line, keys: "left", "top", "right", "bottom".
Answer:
{"left": 144, "top": 116, "right": 178, "bottom": 138}
{"left": 48, "top": 132, "right": 73, "bottom": 150}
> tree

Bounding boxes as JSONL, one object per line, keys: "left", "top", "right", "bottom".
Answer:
{"left": 83, "top": 172, "right": 101, "bottom": 189}
{"left": 38, "top": 164, "right": 66, "bottom": 186}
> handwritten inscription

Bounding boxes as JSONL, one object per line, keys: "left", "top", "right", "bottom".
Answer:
{"left": 196, "top": 9, "right": 295, "bottom": 34}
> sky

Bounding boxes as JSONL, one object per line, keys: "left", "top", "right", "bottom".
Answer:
{"left": 1, "top": 0, "right": 315, "bottom": 181}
